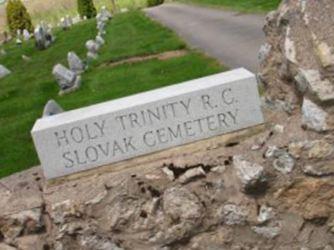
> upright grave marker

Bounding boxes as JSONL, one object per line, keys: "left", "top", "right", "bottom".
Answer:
{"left": 32, "top": 68, "right": 264, "bottom": 179}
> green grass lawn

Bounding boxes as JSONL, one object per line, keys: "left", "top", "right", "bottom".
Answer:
{"left": 179, "top": 0, "right": 281, "bottom": 13}
{"left": 0, "top": 11, "right": 224, "bottom": 178}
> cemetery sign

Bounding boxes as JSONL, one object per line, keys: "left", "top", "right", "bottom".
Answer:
{"left": 31, "top": 68, "right": 264, "bottom": 179}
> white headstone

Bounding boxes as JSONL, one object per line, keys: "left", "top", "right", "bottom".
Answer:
{"left": 67, "top": 52, "right": 85, "bottom": 74}
{"left": 23, "top": 29, "right": 30, "bottom": 41}
{"left": 0, "top": 65, "right": 11, "bottom": 79}
{"left": 43, "top": 100, "right": 64, "bottom": 117}
{"left": 95, "top": 35, "right": 105, "bottom": 46}
{"left": 32, "top": 68, "right": 264, "bottom": 179}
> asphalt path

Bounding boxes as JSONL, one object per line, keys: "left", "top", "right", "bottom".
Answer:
{"left": 145, "top": 3, "right": 266, "bottom": 72}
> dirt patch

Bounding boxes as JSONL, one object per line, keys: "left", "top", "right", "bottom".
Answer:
{"left": 104, "top": 50, "right": 188, "bottom": 67}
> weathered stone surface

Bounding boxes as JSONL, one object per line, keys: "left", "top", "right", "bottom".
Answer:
{"left": 302, "top": 162, "right": 334, "bottom": 177}
{"left": 302, "top": 98, "right": 329, "bottom": 132}
{"left": 295, "top": 69, "right": 334, "bottom": 102}
{"left": 43, "top": 99, "right": 64, "bottom": 117}
{"left": 34, "top": 24, "right": 53, "bottom": 50}
{"left": 67, "top": 52, "right": 85, "bottom": 74}
{"left": 52, "top": 64, "right": 81, "bottom": 95}
{"left": 22, "top": 29, "right": 31, "bottom": 41}
{"left": 252, "top": 224, "right": 281, "bottom": 239}
{"left": 258, "top": 43, "right": 272, "bottom": 65}
{"left": 95, "top": 35, "right": 105, "bottom": 46}
{"left": 257, "top": 205, "right": 275, "bottom": 223}
{"left": 32, "top": 69, "right": 263, "bottom": 179}
{"left": 178, "top": 167, "right": 205, "bottom": 184}
{"left": 86, "top": 40, "right": 100, "bottom": 59}
{"left": 233, "top": 155, "right": 267, "bottom": 194}
{"left": 221, "top": 204, "right": 248, "bottom": 226}
{"left": 260, "top": 0, "right": 334, "bottom": 117}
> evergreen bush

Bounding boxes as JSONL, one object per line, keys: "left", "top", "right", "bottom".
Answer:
{"left": 77, "top": 0, "right": 97, "bottom": 19}
{"left": 6, "top": 0, "right": 33, "bottom": 35}
{"left": 147, "top": 0, "right": 164, "bottom": 7}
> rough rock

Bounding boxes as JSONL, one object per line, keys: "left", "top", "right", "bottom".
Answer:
{"left": 251, "top": 224, "right": 281, "bottom": 239}
{"left": 233, "top": 155, "right": 267, "bottom": 194}
{"left": 221, "top": 204, "right": 248, "bottom": 226}
{"left": 302, "top": 98, "right": 329, "bottom": 132}
{"left": 178, "top": 167, "right": 206, "bottom": 184}
{"left": 257, "top": 205, "right": 275, "bottom": 223}
{"left": 260, "top": 0, "right": 334, "bottom": 122}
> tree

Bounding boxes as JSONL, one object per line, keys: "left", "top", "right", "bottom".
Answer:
{"left": 77, "top": 0, "right": 97, "bottom": 19}
{"left": 147, "top": 0, "right": 164, "bottom": 7}
{"left": 6, "top": 0, "right": 33, "bottom": 35}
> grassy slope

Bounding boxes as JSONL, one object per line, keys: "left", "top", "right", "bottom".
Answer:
{"left": 179, "top": 0, "right": 281, "bottom": 13}
{"left": 0, "top": 11, "right": 224, "bottom": 178}
{"left": 0, "top": 0, "right": 148, "bottom": 33}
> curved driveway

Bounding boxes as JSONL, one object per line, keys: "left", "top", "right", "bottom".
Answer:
{"left": 145, "top": 3, "right": 265, "bottom": 72}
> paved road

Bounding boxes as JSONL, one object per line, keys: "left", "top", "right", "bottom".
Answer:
{"left": 145, "top": 3, "right": 265, "bottom": 73}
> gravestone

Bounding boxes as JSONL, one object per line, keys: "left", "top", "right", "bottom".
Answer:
{"left": 95, "top": 35, "right": 105, "bottom": 46}
{"left": 97, "top": 21, "right": 106, "bottom": 36}
{"left": 32, "top": 68, "right": 264, "bottom": 179}
{"left": 98, "top": 6, "right": 112, "bottom": 23}
{"left": 52, "top": 64, "right": 81, "bottom": 95}
{"left": 67, "top": 52, "right": 85, "bottom": 74}
{"left": 86, "top": 40, "right": 100, "bottom": 59}
{"left": 34, "top": 24, "right": 54, "bottom": 50}
{"left": 60, "top": 16, "right": 73, "bottom": 30}
{"left": 43, "top": 100, "right": 64, "bottom": 117}
{"left": 23, "top": 29, "right": 31, "bottom": 41}
{"left": 0, "top": 65, "right": 11, "bottom": 79}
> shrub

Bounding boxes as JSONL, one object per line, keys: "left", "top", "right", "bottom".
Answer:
{"left": 147, "top": 0, "right": 164, "bottom": 7}
{"left": 6, "top": 0, "right": 33, "bottom": 35}
{"left": 77, "top": 0, "right": 97, "bottom": 19}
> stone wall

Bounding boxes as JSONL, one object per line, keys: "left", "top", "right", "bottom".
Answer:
{"left": 259, "top": 0, "right": 334, "bottom": 119}
{"left": 1, "top": 1, "right": 334, "bottom": 249}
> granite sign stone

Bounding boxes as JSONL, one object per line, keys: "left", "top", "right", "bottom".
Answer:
{"left": 32, "top": 68, "right": 264, "bottom": 179}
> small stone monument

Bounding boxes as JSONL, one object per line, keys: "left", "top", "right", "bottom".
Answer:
{"left": 101, "top": 6, "right": 113, "bottom": 20}
{"left": 60, "top": 16, "right": 73, "bottom": 30}
{"left": 95, "top": 35, "right": 105, "bottom": 46}
{"left": 43, "top": 100, "right": 64, "bottom": 117}
{"left": 72, "top": 15, "right": 81, "bottom": 24}
{"left": 23, "top": 29, "right": 31, "bottom": 41}
{"left": 97, "top": 21, "right": 106, "bottom": 36}
{"left": 0, "top": 65, "right": 11, "bottom": 79}
{"left": 86, "top": 40, "right": 100, "bottom": 60}
{"left": 34, "top": 24, "right": 54, "bottom": 50}
{"left": 52, "top": 64, "right": 81, "bottom": 95}
{"left": 16, "top": 30, "right": 22, "bottom": 45}
{"left": 67, "top": 52, "right": 86, "bottom": 74}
